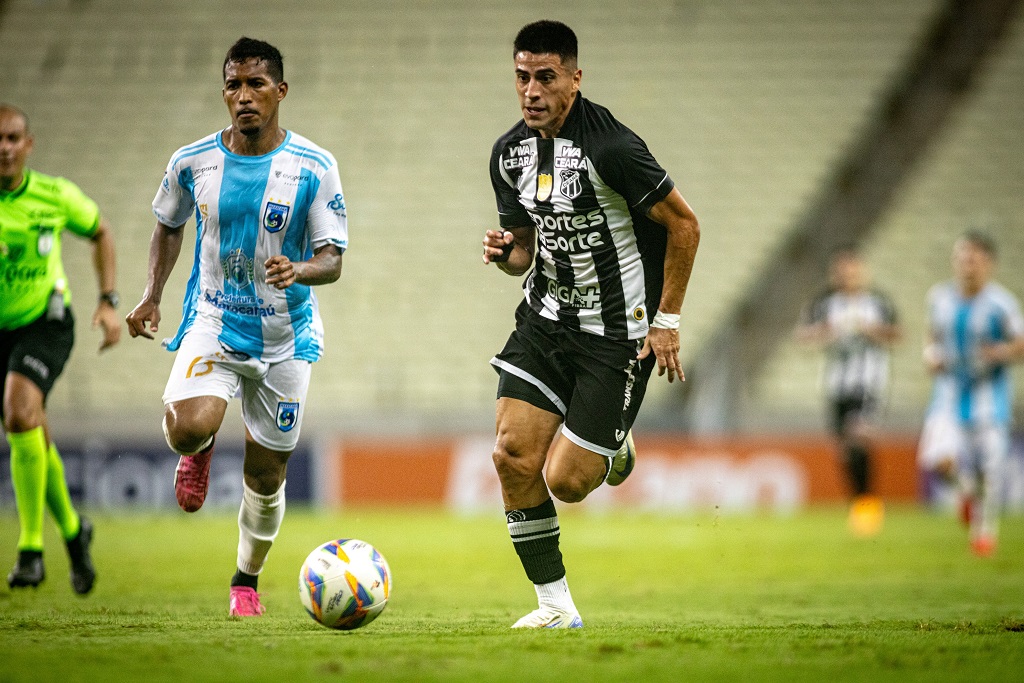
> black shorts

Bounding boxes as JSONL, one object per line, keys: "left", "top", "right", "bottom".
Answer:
{"left": 830, "top": 394, "right": 877, "bottom": 436}
{"left": 0, "top": 308, "right": 75, "bottom": 415}
{"left": 491, "top": 300, "right": 656, "bottom": 456}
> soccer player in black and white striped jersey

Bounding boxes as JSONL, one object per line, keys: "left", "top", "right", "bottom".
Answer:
{"left": 481, "top": 21, "right": 700, "bottom": 628}
{"left": 797, "top": 247, "right": 901, "bottom": 536}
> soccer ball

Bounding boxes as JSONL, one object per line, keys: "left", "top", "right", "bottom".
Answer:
{"left": 298, "top": 538, "right": 392, "bottom": 630}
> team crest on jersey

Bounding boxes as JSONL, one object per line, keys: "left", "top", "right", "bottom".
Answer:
{"left": 277, "top": 401, "right": 299, "bottom": 432}
{"left": 536, "top": 173, "right": 553, "bottom": 202}
{"left": 559, "top": 170, "right": 582, "bottom": 199}
{"left": 36, "top": 227, "right": 55, "bottom": 257}
{"left": 262, "top": 200, "right": 291, "bottom": 233}
{"left": 222, "top": 248, "right": 255, "bottom": 290}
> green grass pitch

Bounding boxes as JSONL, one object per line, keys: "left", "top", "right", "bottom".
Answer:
{"left": 1, "top": 506, "right": 1022, "bottom": 682}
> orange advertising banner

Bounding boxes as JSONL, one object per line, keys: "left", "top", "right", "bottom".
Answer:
{"left": 323, "top": 433, "right": 921, "bottom": 513}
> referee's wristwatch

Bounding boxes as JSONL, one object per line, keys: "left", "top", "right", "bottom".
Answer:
{"left": 99, "top": 291, "right": 120, "bottom": 309}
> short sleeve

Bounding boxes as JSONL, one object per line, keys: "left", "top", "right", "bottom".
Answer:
{"left": 306, "top": 164, "right": 348, "bottom": 252}
{"left": 152, "top": 156, "right": 196, "bottom": 228}
{"left": 490, "top": 140, "right": 532, "bottom": 229}
{"left": 58, "top": 178, "right": 100, "bottom": 237}
{"left": 592, "top": 130, "right": 674, "bottom": 216}
{"left": 1002, "top": 293, "right": 1024, "bottom": 338}
{"left": 924, "top": 285, "right": 942, "bottom": 337}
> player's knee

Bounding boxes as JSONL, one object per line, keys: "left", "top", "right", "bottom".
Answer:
{"left": 2, "top": 402, "right": 43, "bottom": 433}
{"left": 492, "top": 437, "right": 542, "bottom": 482}
{"left": 933, "top": 457, "right": 957, "bottom": 482}
{"left": 162, "top": 412, "right": 214, "bottom": 455}
{"left": 548, "top": 473, "right": 590, "bottom": 504}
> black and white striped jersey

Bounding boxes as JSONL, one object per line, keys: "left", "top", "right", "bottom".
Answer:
{"left": 490, "top": 93, "right": 675, "bottom": 341}
{"left": 804, "top": 288, "right": 898, "bottom": 400}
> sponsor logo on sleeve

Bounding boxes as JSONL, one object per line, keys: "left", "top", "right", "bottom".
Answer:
{"left": 327, "top": 193, "right": 346, "bottom": 217}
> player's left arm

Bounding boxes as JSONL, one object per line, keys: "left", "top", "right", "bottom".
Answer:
{"left": 88, "top": 217, "right": 120, "bottom": 351}
{"left": 265, "top": 244, "right": 343, "bottom": 290}
{"left": 979, "top": 299, "right": 1024, "bottom": 365}
{"left": 268, "top": 160, "right": 347, "bottom": 289}
{"left": 861, "top": 293, "right": 902, "bottom": 346}
{"left": 638, "top": 187, "right": 700, "bottom": 383}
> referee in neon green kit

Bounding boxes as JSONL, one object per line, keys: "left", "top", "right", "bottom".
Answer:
{"left": 0, "top": 104, "right": 120, "bottom": 594}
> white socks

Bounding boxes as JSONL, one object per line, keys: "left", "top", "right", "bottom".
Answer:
{"left": 535, "top": 576, "right": 579, "bottom": 614}
{"left": 236, "top": 481, "right": 286, "bottom": 576}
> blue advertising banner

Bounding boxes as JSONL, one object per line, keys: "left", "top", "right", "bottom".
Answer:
{"left": 0, "top": 439, "right": 313, "bottom": 509}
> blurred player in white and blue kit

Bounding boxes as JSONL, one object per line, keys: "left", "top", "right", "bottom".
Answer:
{"left": 918, "top": 231, "right": 1024, "bottom": 556}
{"left": 126, "top": 38, "right": 347, "bottom": 615}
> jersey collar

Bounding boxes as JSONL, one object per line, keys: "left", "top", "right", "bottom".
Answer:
{"left": 553, "top": 91, "right": 584, "bottom": 139}
{"left": 524, "top": 92, "right": 584, "bottom": 140}
{"left": 0, "top": 168, "right": 31, "bottom": 200}
{"left": 216, "top": 128, "right": 292, "bottom": 160}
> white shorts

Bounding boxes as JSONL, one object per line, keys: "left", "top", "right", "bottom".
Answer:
{"left": 162, "top": 325, "right": 312, "bottom": 452}
{"left": 917, "top": 411, "right": 1009, "bottom": 474}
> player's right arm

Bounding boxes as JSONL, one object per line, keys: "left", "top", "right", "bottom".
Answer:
{"left": 128, "top": 151, "right": 196, "bottom": 340}
{"left": 485, "top": 135, "right": 536, "bottom": 276}
{"left": 125, "top": 221, "right": 183, "bottom": 340}
{"left": 482, "top": 225, "right": 535, "bottom": 276}
{"left": 795, "top": 295, "right": 833, "bottom": 348}
{"left": 922, "top": 286, "right": 946, "bottom": 374}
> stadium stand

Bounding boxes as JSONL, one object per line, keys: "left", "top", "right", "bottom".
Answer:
{"left": 753, "top": 6, "right": 1024, "bottom": 431}
{"left": 0, "top": 0, "right": 949, "bottom": 436}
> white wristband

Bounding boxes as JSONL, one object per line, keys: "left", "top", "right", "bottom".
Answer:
{"left": 651, "top": 311, "right": 680, "bottom": 330}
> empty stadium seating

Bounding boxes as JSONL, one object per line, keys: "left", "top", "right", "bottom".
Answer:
{"left": 2, "top": 0, "right": 965, "bottom": 436}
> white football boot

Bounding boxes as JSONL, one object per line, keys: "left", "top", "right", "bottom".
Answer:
{"left": 605, "top": 430, "right": 635, "bottom": 486}
{"left": 511, "top": 606, "right": 583, "bottom": 629}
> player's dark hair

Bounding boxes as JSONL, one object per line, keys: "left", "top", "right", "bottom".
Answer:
{"left": 223, "top": 37, "right": 284, "bottom": 83}
{"left": 0, "top": 103, "right": 29, "bottom": 132}
{"left": 960, "top": 229, "right": 997, "bottom": 258}
{"left": 830, "top": 243, "right": 861, "bottom": 261}
{"left": 514, "top": 20, "right": 578, "bottom": 67}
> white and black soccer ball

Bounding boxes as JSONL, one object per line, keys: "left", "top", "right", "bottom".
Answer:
{"left": 298, "top": 538, "right": 392, "bottom": 630}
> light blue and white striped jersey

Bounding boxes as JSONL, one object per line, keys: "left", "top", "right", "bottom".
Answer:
{"left": 153, "top": 129, "right": 348, "bottom": 363}
{"left": 926, "top": 281, "right": 1024, "bottom": 425}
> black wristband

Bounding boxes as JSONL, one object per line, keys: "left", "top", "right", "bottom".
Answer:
{"left": 99, "top": 291, "right": 120, "bottom": 308}
{"left": 492, "top": 233, "right": 514, "bottom": 263}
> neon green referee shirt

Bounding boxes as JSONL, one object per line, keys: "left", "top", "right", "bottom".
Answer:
{"left": 0, "top": 169, "right": 100, "bottom": 330}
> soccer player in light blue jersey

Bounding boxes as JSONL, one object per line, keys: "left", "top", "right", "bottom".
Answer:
{"left": 126, "top": 38, "right": 347, "bottom": 616}
{"left": 918, "top": 232, "right": 1024, "bottom": 556}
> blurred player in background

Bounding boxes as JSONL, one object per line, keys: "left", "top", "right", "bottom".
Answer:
{"left": 482, "top": 21, "right": 699, "bottom": 628}
{"left": 1, "top": 104, "right": 119, "bottom": 593}
{"left": 797, "top": 247, "right": 901, "bottom": 536}
{"left": 125, "top": 38, "right": 347, "bottom": 615}
{"left": 918, "top": 231, "right": 1024, "bottom": 557}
